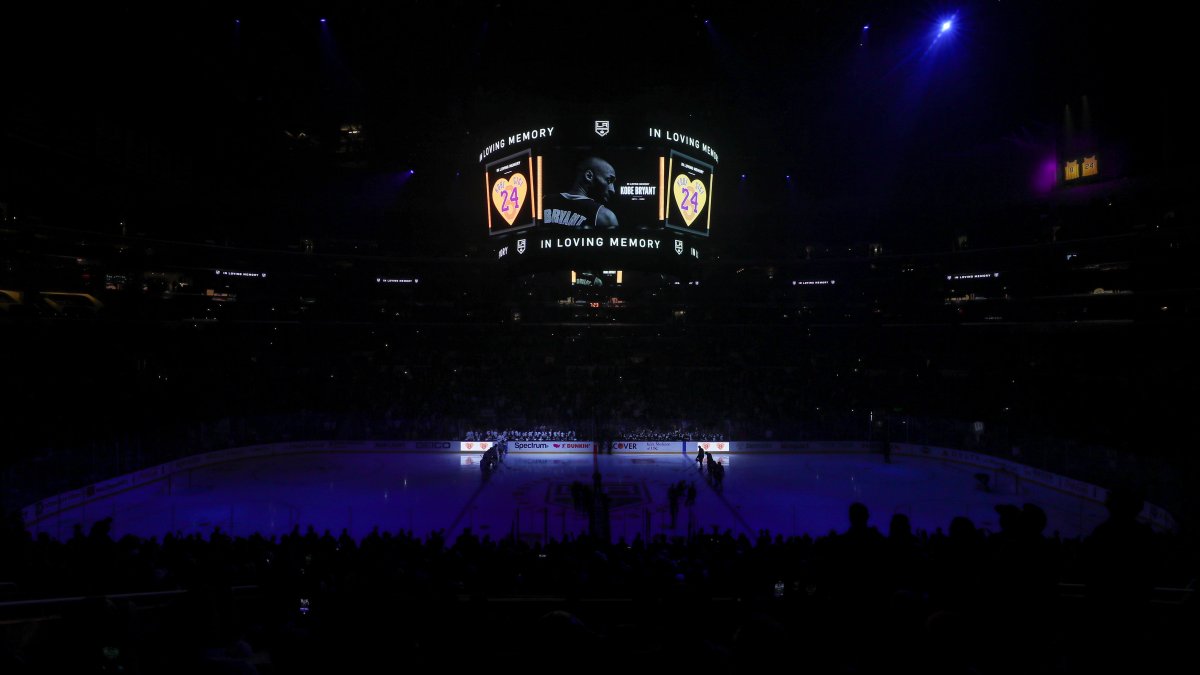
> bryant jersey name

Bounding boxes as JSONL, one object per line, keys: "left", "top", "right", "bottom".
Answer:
{"left": 541, "top": 194, "right": 601, "bottom": 228}
{"left": 543, "top": 208, "right": 590, "bottom": 227}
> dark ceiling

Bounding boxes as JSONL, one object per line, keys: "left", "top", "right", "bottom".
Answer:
{"left": 1, "top": 1, "right": 1185, "bottom": 253}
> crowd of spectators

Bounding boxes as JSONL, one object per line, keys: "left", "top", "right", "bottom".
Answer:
{"left": 465, "top": 428, "right": 578, "bottom": 442}
{"left": 0, "top": 320, "right": 1073, "bottom": 456}
{"left": 1, "top": 318, "right": 1191, "bottom": 520}
{"left": 0, "top": 490, "right": 1191, "bottom": 673}
{"left": 611, "top": 425, "right": 727, "bottom": 441}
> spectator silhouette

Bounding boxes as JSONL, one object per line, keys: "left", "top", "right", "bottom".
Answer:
{"left": 1078, "top": 486, "right": 1157, "bottom": 672}
{"left": 886, "top": 513, "right": 921, "bottom": 591}
{"left": 828, "top": 503, "right": 887, "bottom": 607}
{"left": 668, "top": 482, "right": 681, "bottom": 528}
{"left": 843, "top": 503, "right": 885, "bottom": 545}
{"left": 932, "top": 516, "right": 985, "bottom": 616}
{"left": 1083, "top": 486, "right": 1155, "bottom": 607}
{"left": 987, "top": 503, "right": 1058, "bottom": 670}
{"left": 819, "top": 503, "right": 890, "bottom": 670}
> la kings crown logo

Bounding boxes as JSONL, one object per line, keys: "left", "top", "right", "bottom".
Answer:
{"left": 595, "top": 120, "right": 610, "bottom": 137}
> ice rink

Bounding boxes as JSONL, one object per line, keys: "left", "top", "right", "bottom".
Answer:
{"left": 25, "top": 448, "right": 1113, "bottom": 543}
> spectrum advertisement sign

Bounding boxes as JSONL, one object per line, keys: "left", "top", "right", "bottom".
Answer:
{"left": 495, "top": 441, "right": 596, "bottom": 453}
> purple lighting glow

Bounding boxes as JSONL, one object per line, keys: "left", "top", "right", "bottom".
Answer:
{"left": 1033, "top": 155, "right": 1059, "bottom": 195}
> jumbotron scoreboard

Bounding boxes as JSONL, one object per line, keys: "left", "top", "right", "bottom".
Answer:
{"left": 479, "top": 118, "right": 718, "bottom": 273}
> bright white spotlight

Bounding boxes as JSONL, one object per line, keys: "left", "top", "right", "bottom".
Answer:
{"left": 940, "top": 20, "right": 953, "bottom": 33}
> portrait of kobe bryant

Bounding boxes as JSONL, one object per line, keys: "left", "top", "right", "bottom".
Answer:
{"left": 540, "top": 157, "right": 619, "bottom": 230}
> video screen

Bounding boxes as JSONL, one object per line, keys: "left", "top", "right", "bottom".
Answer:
{"left": 571, "top": 270, "right": 623, "bottom": 287}
{"left": 478, "top": 119, "right": 717, "bottom": 272}
{"left": 539, "top": 149, "right": 661, "bottom": 234}
{"left": 485, "top": 150, "right": 537, "bottom": 236}
{"left": 663, "top": 151, "right": 714, "bottom": 237}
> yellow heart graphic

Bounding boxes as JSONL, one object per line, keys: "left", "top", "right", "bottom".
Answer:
{"left": 491, "top": 173, "right": 528, "bottom": 226}
{"left": 672, "top": 174, "right": 707, "bottom": 227}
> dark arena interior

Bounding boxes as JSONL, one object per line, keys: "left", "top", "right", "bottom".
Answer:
{"left": 1, "top": 2, "right": 1196, "bottom": 673}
